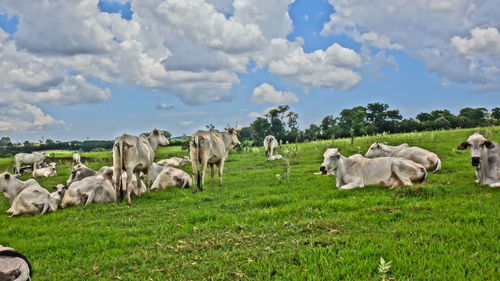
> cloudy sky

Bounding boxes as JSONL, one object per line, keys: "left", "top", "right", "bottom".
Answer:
{"left": 0, "top": 0, "right": 499, "bottom": 141}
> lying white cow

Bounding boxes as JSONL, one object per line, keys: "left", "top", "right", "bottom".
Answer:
{"left": 14, "top": 152, "right": 49, "bottom": 174}
{"left": 151, "top": 167, "right": 192, "bottom": 190}
{"left": 32, "top": 162, "right": 57, "bottom": 178}
{"left": 66, "top": 164, "right": 97, "bottom": 186}
{"left": 121, "top": 172, "right": 147, "bottom": 196}
{"left": 7, "top": 184, "right": 65, "bottom": 216}
{"left": 320, "top": 148, "right": 427, "bottom": 190}
{"left": 157, "top": 156, "right": 191, "bottom": 167}
{"left": 0, "top": 172, "right": 40, "bottom": 204}
{"left": 267, "top": 154, "right": 283, "bottom": 161}
{"left": 458, "top": 133, "right": 500, "bottom": 187}
{"left": 0, "top": 245, "right": 32, "bottom": 281}
{"left": 365, "top": 142, "right": 441, "bottom": 173}
{"left": 61, "top": 167, "right": 116, "bottom": 208}
{"left": 73, "top": 152, "right": 81, "bottom": 164}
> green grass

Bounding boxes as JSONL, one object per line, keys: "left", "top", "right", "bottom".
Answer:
{"left": 1, "top": 128, "right": 499, "bottom": 280}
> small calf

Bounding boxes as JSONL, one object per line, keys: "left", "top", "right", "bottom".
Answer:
{"left": 32, "top": 162, "right": 57, "bottom": 178}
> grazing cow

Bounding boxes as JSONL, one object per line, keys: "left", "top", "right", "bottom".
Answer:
{"left": 365, "top": 142, "right": 441, "bottom": 173}
{"left": 0, "top": 245, "right": 32, "bottom": 281}
{"left": 6, "top": 184, "right": 65, "bottom": 216}
{"left": 320, "top": 148, "right": 427, "bottom": 190}
{"left": 61, "top": 167, "right": 116, "bottom": 208}
{"left": 14, "top": 152, "right": 49, "bottom": 174}
{"left": 73, "top": 153, "right": 81, "bottom": 164}
{"left": 457, "top": 133, "right": 500, "bottom": 187}
{"left": 66, "top": 164, "right": 96, "bottom": 185}
{"left": 190, "top": 128, "right": 241, "bottom": 192}
{"left": 0, "top": 172, "right": 40, "bottom": 204}
{"left": 157, "top": 156, "right": 191, "bottom": 167}
{"left": 113, "top": 129, "right": 169, "bottom": 204}
{"left": 267, "top": 154, "right": 283, "bottom": 161}
{"left": 32, "top": 162, "right": 57, "bottom": 178}
{"left": 151, "top": 167, "right": 192, "bottom": 190}
{"left": 263, "top": 135, "right": 279, "bottom": 158}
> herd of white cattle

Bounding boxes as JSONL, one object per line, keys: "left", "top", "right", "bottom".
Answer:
{"left": 0, "top": 130, "right": 498, "bottom": 217}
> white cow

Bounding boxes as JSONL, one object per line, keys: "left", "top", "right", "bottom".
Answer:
{"left": 320, "top": 148, "right": 427, "bottom": 190}
{"left": 151, "top": 167, "right": 192, "bottom": 190}
{"left": 32, "top": 162, "right": 57, "bottom": 178}
{"left": 267, "top": 154, "right": 283, "bottom": 161}
{"left": 7, "top": 184, "right": 65, "bottom": 216}
{"left": 365, "top": 142, "right": 441, "bottom": 173}
{"left": 66, "top": 164, "right": 97, "bottom": 185}
{"left": 157, "top": 156, "right": 191, "bottom": 167}
{"left": 0, "top": 172, "right": 40, "bottom": 204}
{"left": 14, "top": 152, "right": 49, "bottom": 174}
{"left": 113, "top": 129, "right": 169, "bottom": 205}
{"left": 61, "top": 167, "right": 117, "bottom": 208}
{"left": 263, "top": 135, "right": 279, "bottom": 158}
{"left": 190, "top": 128, "right": 241, "bottom": 192}
{"left": 120, "top": 172, "right": 147, "bottom": 196}
{"left": 146, "top": 162, "right": 167, "bottom": 182}
{"left": 457, "top": 133, "right": 500, "bottom": 187}
{"left": 0, "top": 245, "right": 32, "bottom": 281}
{"left": 73, "top": 153, "right": 81, "bottom": 164}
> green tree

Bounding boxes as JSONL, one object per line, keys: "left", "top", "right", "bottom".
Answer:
{"left": 0, "top": 137, "right": 12, "bottom": 146}
{"left": 249, "top": 117, "right": 271, "bottom": 144}
{"left": 492, "top": 107, "right": 500, "bottom": 120}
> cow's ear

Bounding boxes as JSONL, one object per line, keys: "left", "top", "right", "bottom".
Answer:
{"left": 457, "top": 141, "right": 469, "bottom": 150}
{"left": 52, "top": 186, "right": 57, "bottom": 190}
{"left": 484, "top": 140, "right": 495, "bottom": 149}
{"left": 337, "top": 148, "right": 341, "bottom": 152}
{"left": 4, "top": 173, "right": 10, "bottom": 180}
{"left": 227, "top": 128, "right": 234, "bottom": 134}
{"left": 152, "top": 129, "right": 160, "bottom": 135}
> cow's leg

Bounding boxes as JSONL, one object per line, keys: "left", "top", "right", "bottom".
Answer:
{"left": 339, "top": 182, "right": 363, "bottom": 190}
{"left": 391, "top": 164, "right": 413, "bottom": 186}
{"left": 135, "top": 171, "right": 142, "bottom": 197}
{"left": 199, "top": 160, "right": 207, "bottom": 192}
{"left": 209, "top": 164, "right": 215, "bottom": 185}
{"left": 217, "top": 160, "right": 225, "bottom": 187}
{"left": 190, "top": 148, "right": 199, "bottom": 193}
{"left": 14, "top": 160, "right": 20, "bottom": 174}
{"left": 125, "top": 170, "right": 133, "bottom": 205}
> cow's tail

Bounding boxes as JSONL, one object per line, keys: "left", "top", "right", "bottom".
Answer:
{"left": 191, "top": 135, "right": 203, "bottom": 190}
{"left": 113, "top": 139, "right": 124, "bottom": 198}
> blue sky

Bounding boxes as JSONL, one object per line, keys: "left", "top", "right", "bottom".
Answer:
{"left": 0, "top": 0, "right": 498, "bottom": 141}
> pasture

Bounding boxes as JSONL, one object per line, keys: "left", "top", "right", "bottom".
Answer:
{"left": 0, "top": 128, "right": 499, "bottom": 280}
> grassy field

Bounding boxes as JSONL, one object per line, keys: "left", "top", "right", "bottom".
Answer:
{"left": 0, "top": 128, "right": 499, "bottom": 280}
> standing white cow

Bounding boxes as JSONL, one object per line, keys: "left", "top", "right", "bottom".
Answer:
{"left": 320, "top": 148, "right": 427, "bottom": 190}
{"left": 263, "top": 135, "right": 279, "bottom": 158}
{"left": 365, "top": 142, "right": 442, "bottom": 173}
{"left": 73, "top": 153, "right": 81, "bottom": 164}
{"left": 14, "top": 152, "right": 49, "bottom": 174}
{"left": 190, "top": 128, "right": 240, "bottom": 192}
{"left": 457, "top": 133, "right": 500, "bottom": 187}
{"left": 32, "top": 162, "right": 57, "bottom": 178}
{"left": 113, "top": 129, "right": 169, "bottom": 205}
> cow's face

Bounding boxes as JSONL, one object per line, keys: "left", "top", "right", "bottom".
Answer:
{"left": 52, "top": 184, "right": 68, "bottom": 200}
{"left": 0, "top": 172, "right": 12, "bottom": 193}
{"left": 320, "top": 148, "right": 341, "bottom": 175}
{"left": 365, "top": 142, "right": 383, "bottom": 158}
{"left": 226, "top": 128, "right": 241, "bottom": 148}
{"left": 457, "top": 133, "right": 495, "bottom": 167}
{"left": 151, "top": 129, "right": 169, "bottom": 146}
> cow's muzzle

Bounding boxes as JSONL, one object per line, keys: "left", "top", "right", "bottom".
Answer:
{"left": 319, "top": 166, "right": 327, "bottom": 175}
{"left": 471, "top": 157, "right": 480, "bottom": 167}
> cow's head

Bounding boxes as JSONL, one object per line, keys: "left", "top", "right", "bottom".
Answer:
{"left": 0, "top": 172, "right": 12, "bottom": 193}
{"left": 52, "top": 184, "right": 68, "bottom": 200}
{"left": 150, "top": 129, "right": 170, "bottom": 147}
{"left": 457, "top": 133, "right": 495, "bottom": 167}
{"left": 60, "top": 185, "right": 80, "bottom": 208}
{"left": 319, "top": 148, "right": 341, "bottom": 175}
{"left": 225, "top": 128, "right": 241, "bottom": 149}
{"left": 365, "top": 142, "right": 384, "bottom": 158}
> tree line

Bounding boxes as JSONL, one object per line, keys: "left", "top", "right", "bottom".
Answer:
{"left": 238, "top": 104, "right": 500, "bottom": 144}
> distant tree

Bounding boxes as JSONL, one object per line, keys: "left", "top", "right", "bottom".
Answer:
{"left": 265, "top": 105, "right": 289, "bottom": 142}
{"left": 0, "top": 137, "right": 12, "bottom": 146}
{"left": 303, "top": 124, "right": 321, "bottom": 141}
{"left": 338, "top": 106, "right": 367, "bottom": 137}
{"left": 398, "top": 118, "right": 422, "bottom": 132}
{"left": 492, "top": 107, "right": 500, "bottom": 120}
{"left": 205, "top": 124, "right": 216, "bottom": 131}
{"left": 285, "top": 111, "right": 300, "bottom": 143}
{"left": 320, "top": 115, "right": 337, "bottom": 139}
{"left": 161, "top": 130, "right": 172, "bottom": 139}
{"left": 416, "top": 112, "right": 432, "bottom": 122}
{"left": 45, "top": 139, "right": 55, "bottom": 145}
{"left": 237, "top": 127, "right": 252, "bottom": 142}
{"left": 249, "top": 117, "right": 271, "bottom": 144}
{"left": 459, "top": 107, "right": 489, "bottom": 126}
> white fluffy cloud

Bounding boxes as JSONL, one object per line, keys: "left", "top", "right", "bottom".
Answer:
{"left": 250, "top": 83, "right": 299, "bottom": 104}
{"left": 0, "top": 102, "right": 64, "bottom": 133}
{"left": 180, "top": 120, "right": 194, "bottom": 126}
{"left": 321, "top": 0, "right": 500, "bottom": 92}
